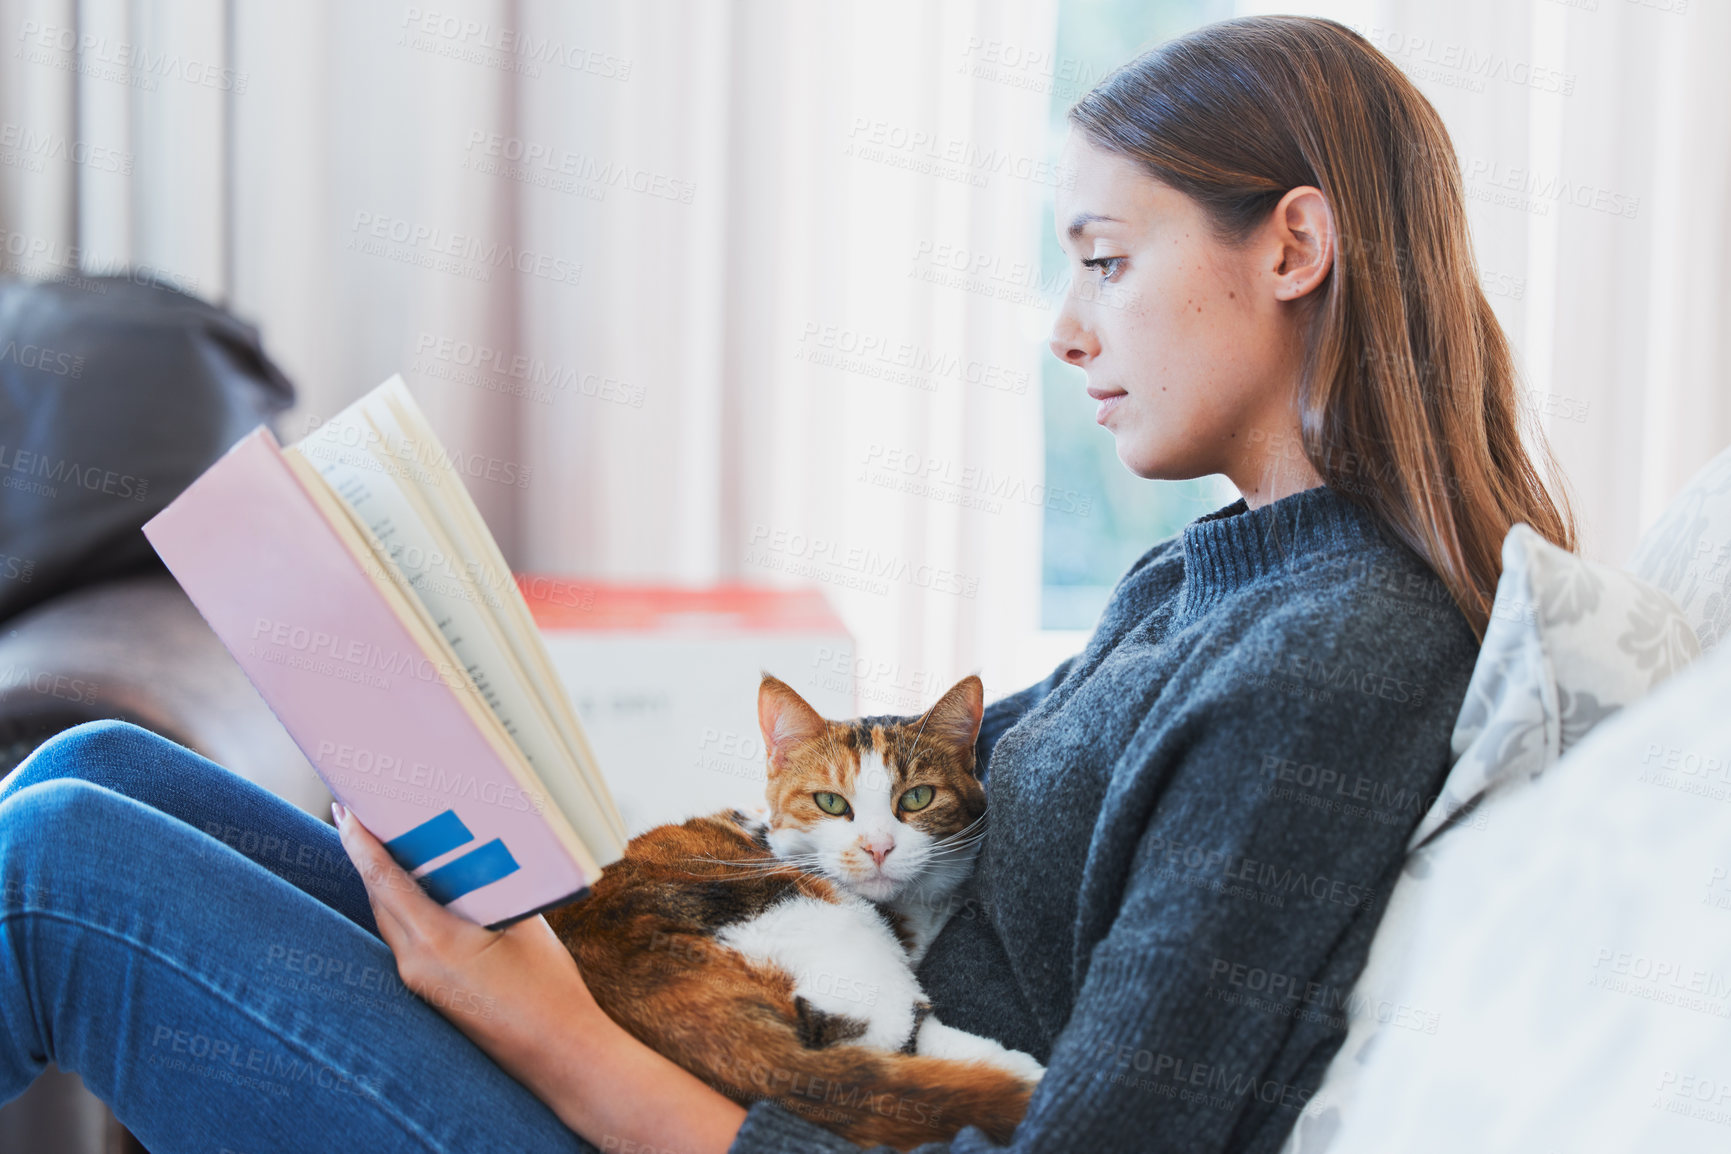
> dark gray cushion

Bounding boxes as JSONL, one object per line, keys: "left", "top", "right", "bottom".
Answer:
{"left": 0, "top": 275, "right": 293, "bottom": 622}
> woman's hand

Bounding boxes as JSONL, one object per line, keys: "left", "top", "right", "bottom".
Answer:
{"left": 333, "top": 802, "right": 747, "bottom": 1152}
{"left": 330, "top": 800, "right": 595, "bottom": 1076}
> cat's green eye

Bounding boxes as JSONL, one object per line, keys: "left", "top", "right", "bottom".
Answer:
{"left": 899, "top": 784, "right": 936, "bottom": 813}
{"left": 814, "top": 791, "right": 852, "bottom": 817}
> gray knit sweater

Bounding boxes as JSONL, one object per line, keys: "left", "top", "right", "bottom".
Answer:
{"left": 727, "top": 484, "right": 1480, "bottom": 1153}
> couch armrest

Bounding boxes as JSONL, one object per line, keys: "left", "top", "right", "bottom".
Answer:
{"left": 0, "top": 575, "right": 329, "bottom": 817}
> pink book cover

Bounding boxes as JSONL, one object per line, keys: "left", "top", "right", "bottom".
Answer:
{"left": 142, "top": 427, "right": 592, "bottom": 928}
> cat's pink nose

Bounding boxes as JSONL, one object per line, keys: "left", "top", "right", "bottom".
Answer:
{"left": 863, "top": 837, "right": 895, "bottom": 868}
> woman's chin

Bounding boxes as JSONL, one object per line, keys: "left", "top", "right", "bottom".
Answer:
{"left": 1113, "top": 441, "right": 1175, "bottom": 481}
{"left": 1113, "top": 434, "right": 1213, "bottom": 484}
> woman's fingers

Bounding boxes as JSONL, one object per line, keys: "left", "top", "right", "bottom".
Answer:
{"left": 333, "top": 802, "right": 439, "bottom": 949}
{"left": 331, "top": 802, "right": 405, "bottom": 941}
{"left": 331, "top": 801, "right": 502, "bottom": 988}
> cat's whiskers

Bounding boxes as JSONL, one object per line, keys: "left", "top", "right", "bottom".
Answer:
{"left": 924, "top": 819, "right": 988, "bottom": 853}
{"left": 689, "top": 853, "right": 825, "bottom": 870}
{"left": 920, "top": 844, "right": 985, "bottom": 863}
{"left": 916, "top": 842, "right": 987, "bottom": 868}
{"left": 679, "top": 854, "right": 826, "bottom": 881}
{"left": 947, "top": 811, "right": 989, "bottom": 835}
{"left": 894, "top": 705, "right": 938, "bottom": 781}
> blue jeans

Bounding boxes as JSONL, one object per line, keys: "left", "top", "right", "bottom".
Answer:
{"left": 0, "top": 720, "right": 598, "bottom": 1153}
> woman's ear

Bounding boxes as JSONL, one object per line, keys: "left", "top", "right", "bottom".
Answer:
{"left": 1268, "top": 185, "right": 1335, "bottom": 302}
{"left": 918, "top": 675, "right": 985, "bottom": 753}
{"left": 758, "top": 674, "right": 827, "bottom": 777}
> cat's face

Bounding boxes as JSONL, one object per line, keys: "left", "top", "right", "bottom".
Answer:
{"left": 756, "top": 675, "right": 986, "bottom": 905}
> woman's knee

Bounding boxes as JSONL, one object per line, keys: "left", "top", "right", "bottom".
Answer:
{"left": 0, "top": 778, "right": 141, "bottom": 900}
{"left": 3, "top": 720, "right": 178, "bottom": 796}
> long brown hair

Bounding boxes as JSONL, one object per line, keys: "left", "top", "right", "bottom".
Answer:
{"left": 1069, "top": 15, "right": 1574, "bottom": 639}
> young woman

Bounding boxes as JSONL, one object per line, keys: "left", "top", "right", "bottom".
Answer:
{"left": 0, "top": 16, "right": 1572, "bottom": 1154}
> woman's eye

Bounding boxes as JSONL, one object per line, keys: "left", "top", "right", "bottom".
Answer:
{"left": 814, "top": 792, "right": 852, "bottom": 817}
{"left": 1081, "top": 256, "right": 1126, "bottom": 282}
{"left": 898, "top": 785, "right": 936, "bottom": 813}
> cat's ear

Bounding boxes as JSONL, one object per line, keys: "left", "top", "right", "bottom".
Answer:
{"left": 919, "top": 675, "right": 984, "bottom": 752}
{"left": 758, "top": 673, "right": 828, "bottom": 776}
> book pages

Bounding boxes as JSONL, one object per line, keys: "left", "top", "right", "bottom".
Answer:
{"left": 290, "top": 385, "right": 623, "bottom": 863}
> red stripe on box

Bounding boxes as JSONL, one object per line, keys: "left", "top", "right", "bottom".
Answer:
{"left": 516, "top": 579, "right": 850, "bottom": 635}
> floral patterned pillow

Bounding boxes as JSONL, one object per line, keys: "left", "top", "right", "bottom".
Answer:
{"left": 1627, "top": 442, "right": 1731, "bottom": 654}
{"left": 1407, "top": 523, "right": 1699, "bottom": 849}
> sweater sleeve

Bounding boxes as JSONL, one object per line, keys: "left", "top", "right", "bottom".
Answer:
{"left": 727, "top": 594, "right": 1475, "bottom": 1154}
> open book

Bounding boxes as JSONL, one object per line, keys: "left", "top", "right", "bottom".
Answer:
{"left": 143, "top": 376, "right": 626, "bottom": 927}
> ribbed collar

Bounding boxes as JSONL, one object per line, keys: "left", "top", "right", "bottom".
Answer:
{"left": 1176, "top": 484, "right": 1386, "bottom": 621}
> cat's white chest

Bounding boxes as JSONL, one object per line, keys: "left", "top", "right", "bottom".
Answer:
{"left": 714, "top": 891, "right": 1047, "bottom": 1084}
{"left": 716, "top": 894, "right": 925, "bottom": 1051}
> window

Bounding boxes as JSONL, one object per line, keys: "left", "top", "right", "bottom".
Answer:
{"left": 1039, "top": 0, "right": 1238, "bottom": 631}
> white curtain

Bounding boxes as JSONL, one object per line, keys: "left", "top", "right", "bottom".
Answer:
{"left": 0, "top": 0, "right": 1056, "bottom": 699}
{"left": 1247, "top": 0, "right": 1731, "bottom": 562}
{"left": 2, "top": 0, "right": 1726, "bottom": 699}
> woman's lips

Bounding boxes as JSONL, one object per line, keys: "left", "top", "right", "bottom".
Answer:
{"left": 1090, "top": 389, "right": 1127, "bottom": 425}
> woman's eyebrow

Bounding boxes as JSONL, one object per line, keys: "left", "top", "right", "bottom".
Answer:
{"left": 1066, "top": 212, "right": 1122, "bottom": 241}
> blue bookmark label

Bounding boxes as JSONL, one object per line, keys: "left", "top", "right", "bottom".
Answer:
{"left": 383, "top": 809, "right": 473, "bottom": 871}
{"left": 417, "top": 839, "right": 521, "bottom": 904}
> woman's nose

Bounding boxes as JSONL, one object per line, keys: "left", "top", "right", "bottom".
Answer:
{"left": 1048, "top": 313, "right": 1099, "bottom": 367}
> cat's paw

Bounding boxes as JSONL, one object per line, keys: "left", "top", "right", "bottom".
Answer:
{"left": 992, "top": 1047, "right": 1046, "bottom": 1085}
{"left": 916, "top": 1016, "right": 1045, "bottom": 1084}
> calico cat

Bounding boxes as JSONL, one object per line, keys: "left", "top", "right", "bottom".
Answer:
{"left": 546, "top": 673, "right": 1042, "bottom": 1149}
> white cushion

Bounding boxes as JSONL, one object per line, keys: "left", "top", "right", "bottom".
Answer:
{"left": 1280, "top": 523, "right": 1701, "bottom": 1154}
{"left": 1281, "top": 626, "right": 1731, "bottom": 1153}
{"left": 1410, "top": 523, "right": 1699, "bottom": 848}
{"left": 1628, "top": 443, "right": 1731, "bottom": 653}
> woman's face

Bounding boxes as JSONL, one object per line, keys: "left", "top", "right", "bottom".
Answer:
{"left": 1049, "top": 131, "right": 1324, "bottom": 502}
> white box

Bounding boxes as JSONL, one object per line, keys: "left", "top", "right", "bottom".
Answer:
{"left": 523, "top": 579, "right": 856, "bottom": 834}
